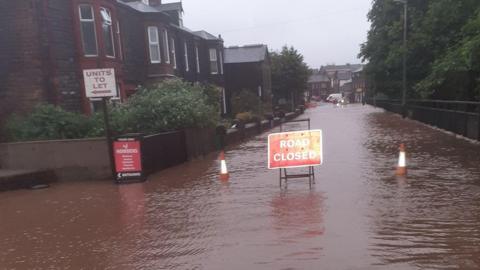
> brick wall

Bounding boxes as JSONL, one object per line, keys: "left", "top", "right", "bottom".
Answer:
{"left": 0, "top": 0, "right": 48, "bottom": 134}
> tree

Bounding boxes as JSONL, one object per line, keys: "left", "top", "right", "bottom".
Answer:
{"left": 360, "top": 0, "right": 480, "bottom": 101}
{"left": 271, "top": 46, "right": 310, "bottom": 110}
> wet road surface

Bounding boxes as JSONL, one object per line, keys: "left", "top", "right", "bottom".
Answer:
{"left": 1, "top": 104, "right": 480, "bottom": 269}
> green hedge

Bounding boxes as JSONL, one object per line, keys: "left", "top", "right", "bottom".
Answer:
{"left": 5, "top": 79, "right": 221, "bottom": 142}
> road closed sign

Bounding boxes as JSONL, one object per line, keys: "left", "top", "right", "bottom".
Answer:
{"left": 83, "top": 68, "right": 117, "bottom": 98}
{"left": 268, "top": 130, "right": 323, "bottom": 169}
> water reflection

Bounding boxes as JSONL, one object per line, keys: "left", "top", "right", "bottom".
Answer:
{"left": 364, "top": 111, "right": 480, "bottom": 269}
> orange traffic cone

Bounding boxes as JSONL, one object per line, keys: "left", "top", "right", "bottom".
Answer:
{"left": 396, "top": 143, "right": 407, "bottom": 176}
{"left": 219, "top": 151, "right": 229, "bottom": 181}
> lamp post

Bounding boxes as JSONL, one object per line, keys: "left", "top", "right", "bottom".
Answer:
{"left": 394, "top": 0, "right": 407, "bottom": 118}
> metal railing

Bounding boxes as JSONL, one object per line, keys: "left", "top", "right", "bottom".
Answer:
{"left": 368, "top": 98, "right": 480, "bottom": 141}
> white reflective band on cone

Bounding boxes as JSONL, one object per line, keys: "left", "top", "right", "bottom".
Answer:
{"left": 398, "top": 152, "right": 406, "bottom": 167}
{"left": 220, "top": 160, "right": 228, "bottom": 174}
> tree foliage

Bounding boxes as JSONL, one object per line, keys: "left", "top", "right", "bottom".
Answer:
{"left": 360, "top": 0, "right": 480, "bottom": 101}
{"left": 271, "top": 46, "right": 310, "bottom": 108}
{"left": 5, "top": 79, "right": 221, "bottom": 141}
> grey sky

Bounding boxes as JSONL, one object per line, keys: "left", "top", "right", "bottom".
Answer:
{"left": 168, "top": 0, "right": 372, "bottom": 68}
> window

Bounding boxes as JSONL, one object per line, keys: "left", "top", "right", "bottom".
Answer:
{"left": 79, "top": 5, "right": 98, "bottom": 56}
{"left": 163, "top": 29, "right": 170, "bottom": 64}
{"left": 184, "top": 41, "right": 189, "bottom": 71}
{"left": 219, "top": 51, "right": 224, "bottom": 74}
{"left": 171, "top": 38, "right": 177, "bottom": 69}
{"left": 195, "top": 45, "right": 200, "bottom": 73}
{"left": 100, "top": 7, "right": 115, "bottom": 58}
{"left": 147, "top": 26, "right": 161, "bottom": 63}
{"left": 209, "top": 48, "right": 218, "bottom": 74}
{"left": 116, "top": 20, "right": 123, "bottom": 60}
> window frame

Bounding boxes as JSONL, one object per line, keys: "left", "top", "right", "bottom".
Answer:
{"left": 195, "top": 45, "right": 200, "bottom": 74}
{"left": 78, "top": 4, "right": 98, "bottom": 57}
{"left": 184, "top": 41, "right": 189, "bottom": 72}
{"left": 100, "top": 7, "right": 115, "bottom": 58}
{"left": 171, "top": 37, "right": 177, "bottom": 69}
{"left": 209, "top": 48, "right": 218, "bottom": 75}
{"left": 219, "top": 51, "right": 224, "bottom": 74}
{"left": 147, "top": 26, "right": 161, "bottom": 64}
{"left": 163, "top": 29, "right": 170, "bottom": 64}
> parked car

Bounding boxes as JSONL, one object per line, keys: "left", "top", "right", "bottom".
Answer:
{"left": 326, "top": 93, "right": 343, "bottom": 103}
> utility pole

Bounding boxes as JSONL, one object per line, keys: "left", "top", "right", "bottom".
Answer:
{"left": 394, "top": 0, "right": 408, "bottom": 118}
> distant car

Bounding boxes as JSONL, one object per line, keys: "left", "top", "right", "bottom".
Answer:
{"left": 326, "top": 93, "right": 343, "bottom": 103}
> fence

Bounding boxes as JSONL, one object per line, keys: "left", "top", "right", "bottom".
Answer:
{"left": 368, "top": 99, "right": 480, "bottom": 141}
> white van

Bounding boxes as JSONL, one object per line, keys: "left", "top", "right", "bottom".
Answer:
{"left": 326, "top": 93, "right": 343, "bottom": 103}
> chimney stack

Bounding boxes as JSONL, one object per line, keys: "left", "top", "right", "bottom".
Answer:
{"left": 149, "top": 0, "right": 162, "bottom": 6}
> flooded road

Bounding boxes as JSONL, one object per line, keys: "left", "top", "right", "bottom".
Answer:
{"left": 1, "top": 104, "right": 480, "bottom": 269}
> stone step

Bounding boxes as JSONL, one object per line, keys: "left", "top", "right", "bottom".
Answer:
{"left": 0, "top": 170, "right": 56, "bottom": 192}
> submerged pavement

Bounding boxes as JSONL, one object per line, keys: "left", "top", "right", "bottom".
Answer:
{"left": 1, "top": 104, "right": 480, "bottom": 269}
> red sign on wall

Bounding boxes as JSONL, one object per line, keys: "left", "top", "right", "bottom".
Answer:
{"left": 268, "top": 130, "right": 323, "bottom": 169}
{"left": 114, "top": 138, "right": 143, "bottom": 181}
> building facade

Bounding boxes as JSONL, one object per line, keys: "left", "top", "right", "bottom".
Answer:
{"left": 307, "top": 73, "right": 331, "bottom": 101}
{"left": 224, "top": 45, "right": 272, "bottom": 115}
{"left": 0, "top": 0, "right": 226, "bottom": 129}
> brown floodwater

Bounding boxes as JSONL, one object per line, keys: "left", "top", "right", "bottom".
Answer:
{"left": 1, "top": 104, "right": 480, "bottom": 269}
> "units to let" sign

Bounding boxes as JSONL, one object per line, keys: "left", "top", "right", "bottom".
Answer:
{"left": 83, "top": 68, "right": 117, "bottom": 98}
{"left": 268, "top": 130, "right": 323, "bottom": 169}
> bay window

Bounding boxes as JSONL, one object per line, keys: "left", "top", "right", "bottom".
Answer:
{"left": 148, "top": 26, "right": 161, "bottom": 63}
{"left": 184, "top": 41, "right": 189, "bottom": 71}
{"left": 163, "top": 29, "right": 170, "bottom": 64}
{"left": 209, "top": 48, "right": 218, "bottom": 74}
{"left": 79, "top": 5, "right": 98, "bottom": 56}
{"left": 100, "top": 7, "right": 115, "bottom": 58}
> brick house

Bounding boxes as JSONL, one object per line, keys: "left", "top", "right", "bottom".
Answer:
{"left": 223, "top": 44, "right": 271, "bottom": 115}
{"left": 0, "top": 0, "right": 227, "bottom": 132}
{"left": 307, "top": 73, "right": 331, "bottom": 101}
{"left": 320, "top": 64, "right": 363, "bottom": 102}
{"left": 352, "top": 66, "right": 366, "bottom": 103}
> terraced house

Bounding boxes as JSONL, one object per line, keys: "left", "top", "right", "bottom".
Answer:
{"left": 0, "top": 0, "right": 226, "bottom": 127}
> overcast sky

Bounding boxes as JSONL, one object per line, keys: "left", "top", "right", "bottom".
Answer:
{"left": 167, "top": 0, "right": 372, "bottom": 68}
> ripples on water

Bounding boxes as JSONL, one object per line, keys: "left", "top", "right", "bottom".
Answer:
{"left": 364, "top": 111, "right": 480, "bottom": 269}
{"left": 1, "top": 105, "right": 480, "bottom": 269}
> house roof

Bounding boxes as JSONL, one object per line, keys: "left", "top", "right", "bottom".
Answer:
{"left": 117, "top": 0, "right": 160, "bottom": 12}
{"left": 157, "top": 2, "right": 183, "bottom": 12}
{"left": 322, "top": 64, "right": 363, "bottom": 72}
{"left": 224, "top": 45, "right": 268, "bottom": 64}
{"left": 193, "top": 30, "right": 220, "bottom": 40}
{"left": 308, "top": 74, "right": 330, "bottom": 83}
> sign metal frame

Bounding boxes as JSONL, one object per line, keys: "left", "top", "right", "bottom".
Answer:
{"left": 275, "top": 118, "right": 319, "bottom": 188}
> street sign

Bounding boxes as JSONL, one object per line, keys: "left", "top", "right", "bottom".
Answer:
{"left": 268, "top": 130, "right": 323, "bottom": 169}
{"left": 83, "top": 68, "right": 117, "bottom": 98}
{"left": 114, "top": 136, "right": 144, "bottom": 183}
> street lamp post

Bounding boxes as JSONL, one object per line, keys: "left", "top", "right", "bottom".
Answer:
{"left": 394, "top": 0, "right": 407, "bottom": 118}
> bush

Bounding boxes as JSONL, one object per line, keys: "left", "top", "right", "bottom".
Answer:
{"left": 5, "top": 105, "right": 98, "bottom": 141}
{"left": 231, "top": 89, "right": 262, "bottom": 116}
{"left": 5, "top": 79, "right": 222, "bottom": 141}
{"left": 112, "top": 79, "right": 220, "bottom": 134}
{"left": 235, "top": 112, "right": 254, "bottom": 123}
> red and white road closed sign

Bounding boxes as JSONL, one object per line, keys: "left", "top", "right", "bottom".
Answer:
{"left": 83, "top": 68, "right": 117, "bottom": 98}
{"left": 268, "top": 130, "right": 323, "bottom": 169}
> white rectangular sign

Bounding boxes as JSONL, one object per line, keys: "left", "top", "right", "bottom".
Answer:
{"left": 83, "top": 68, "right": 117, "bottom": 98}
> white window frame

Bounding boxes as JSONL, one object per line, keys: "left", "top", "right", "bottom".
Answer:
{"left": 171, "top": 37, "right": 177, "bottom": 69}
{"left": 147, "top": 26, "right": 161, "bottom": 63}
{"left": 184, "top": 41, "right": 189, "bottom": 72}
{"left": 100, "top": 7, "right": 115, "bottom": 58}
{"left": 195, "top": 45, "right": 200, "bottom": 74}
{"left": 79, "top": 4, "right": 98, "bottom": 57}
{"left": 163, "top": 29, "right": 170, "bottom": 64}
{"left": 209, "top": 48, "right": 218, "bottom": 75}
{"left": 219, "top": 51, "right": 224, "bottom": 74}
{"left": 116, "top": 20, "right": 123, "bottom": 60}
